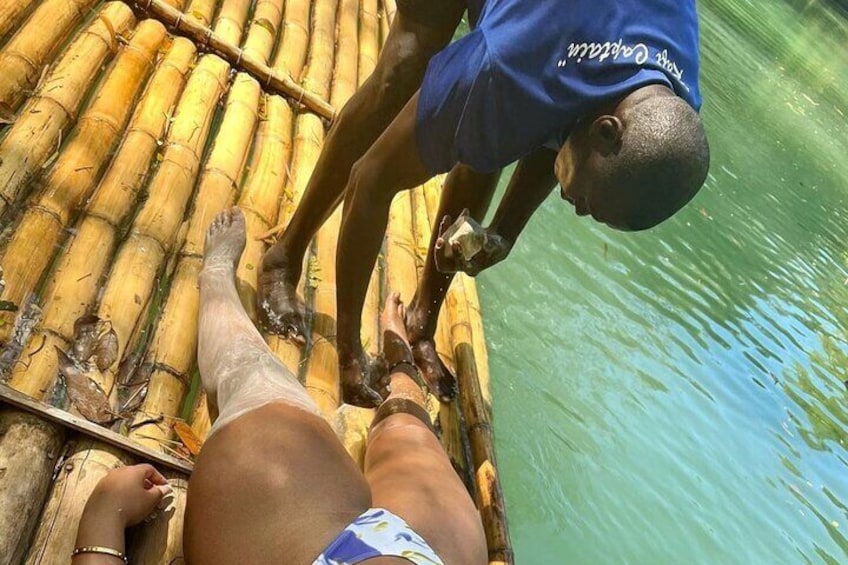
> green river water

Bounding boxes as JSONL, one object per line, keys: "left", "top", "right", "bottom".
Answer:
{"left": 478, "top": 1, "right": 848, "bottom": 563}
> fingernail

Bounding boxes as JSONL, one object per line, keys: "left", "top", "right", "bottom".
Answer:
{"left": 161, "top": 483, "right": 173, "bottom": 496}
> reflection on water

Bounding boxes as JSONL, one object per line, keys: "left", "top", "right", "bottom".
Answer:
{"left": 479, "top": 0, "right": 848, "bottom": 562}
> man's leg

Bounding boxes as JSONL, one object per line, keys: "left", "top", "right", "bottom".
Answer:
{"left": 364, "top": 293, "right": 487, "bottom": 564}
{"left": 406, "top": 164, "right": 501, "bottom": 400}
{"left": 334, "top": 93, "right": 433, "bottom": 406}
{"left": 186, "top": 209, "right": 372, "bottom": 565}
{"left": 406, "top": 149, "right": 558, "bottom": 400}
{"left": 258, "top": 2, "right": 464, "bottom": 341}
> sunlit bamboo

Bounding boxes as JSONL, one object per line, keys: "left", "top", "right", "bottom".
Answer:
{"left": 264, "top": 0, "right": 338, "bottom": 384}
{"left": 138, "top": 0, "right": 336, "bottom": 119}
{"left": 302, "top": 0, "right": 358, "bottom": 417}
{"left": 0, "top": 19, "right": 166, "bottom": 347}
{"left": 129, "top": 73, "right": 261, "bottom": 449}
{"left": 212, "top": 0, "right": 252, "bottom": 45}
{"left": 0, "top": 1, "right": 136, "bottom": 217}
{"left": 241, "top": 0, "right": 285, "bottom": 63}
{"left": 58, "top": 55, "right": 228, "bottom": 401}
{"left": 0, "top": 0, "right": 99, "bottom": 119}
{"left": 0, "top": 0, "right": 40, "bottom": 48}
{"left": 6, "top": 37, "right": 197, "bottom": 399}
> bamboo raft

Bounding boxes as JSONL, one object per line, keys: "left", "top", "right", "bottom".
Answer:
{"left": 0, "top": 0, "right": 512, "bottom": 562}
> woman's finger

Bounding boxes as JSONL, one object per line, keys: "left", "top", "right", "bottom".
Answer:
{"left": 143, "top": 465, "right": 169, "bottom": 487}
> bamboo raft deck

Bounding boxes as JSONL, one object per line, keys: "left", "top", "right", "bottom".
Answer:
{"left": 0, "top": 0, "right": 512, "bottom": 562}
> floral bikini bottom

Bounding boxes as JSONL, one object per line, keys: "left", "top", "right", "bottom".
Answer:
{"left": 313, "top": 508, "right": 444, "bottom": 565}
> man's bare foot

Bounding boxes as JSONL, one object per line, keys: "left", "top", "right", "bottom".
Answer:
{"left": 204, "top": 207, "right": 247, "bottom": 274}
{"left": 340, "top": 353, "right": 384, "bottom": 408}
{"left": 257, "top": 246, "right": 307, "bottom": 344}
{"left": 404, "top": 299, "right": 458, "bottom": 402}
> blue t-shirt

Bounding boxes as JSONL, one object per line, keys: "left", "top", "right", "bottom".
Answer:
{"left": 416, "top": 0, "right": 702, "bottom": 175}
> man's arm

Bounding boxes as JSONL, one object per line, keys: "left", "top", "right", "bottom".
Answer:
{"left": 488, "top": 147, "right": 558, "bottom": 246}
{"left": 434, "top": 148, "right": 558, "bottom": 275}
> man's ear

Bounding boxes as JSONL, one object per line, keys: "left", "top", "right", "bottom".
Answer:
{"left": 589, "top": 115, "right": 623, "bottom": 156}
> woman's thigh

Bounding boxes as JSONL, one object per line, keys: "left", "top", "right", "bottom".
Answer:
{"left": 364, "top": 415, "right": 487, "bottom": 565}
{"left": 185, "top": 402, "right": 371, "bottom": 565}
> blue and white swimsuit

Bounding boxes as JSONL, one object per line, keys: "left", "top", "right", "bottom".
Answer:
{"left": 313, "top": 508, "right": 444, "bottom": 564}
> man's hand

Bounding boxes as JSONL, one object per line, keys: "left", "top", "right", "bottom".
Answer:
{"left": 434, "top": 212, "right": 511, "bottom": 276}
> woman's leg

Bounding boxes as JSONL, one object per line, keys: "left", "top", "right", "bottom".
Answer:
{"left": 185, "top": 209, "right": 372, "bottom": 565}
{"left": 363, "top": 294, "right": 487, "bottom": 565}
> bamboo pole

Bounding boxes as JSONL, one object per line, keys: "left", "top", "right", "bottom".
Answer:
{"left": 359, "top": 0, "right": 379, "bottom": 86}
{"left": 0, "top": 383, "right": 191, "bottom": 473}
{"left": 132, "top": 0, "right": 337, "bottom": 120}
{"left": 0, "top": 0, "right": 98, "bottom": 120}
{"left": 301, "top": 0, "right": 357, "bottom": 417}
{"left": 410, "top": 182, "right": 471, "bottom": 476}
{"left": 380, "top": 0, "right": 396, "bottom": 44}
{"left": 189, "top": 0, "right": 317, "bottom": 439}
{"left": 0, "top": 19, "right": 166, "bottom": 347}
{"left": 382, "top": 0, "right": 396, "bottom": 22}
{"left": 421, "top": 181, "right": 510, "bottom": 563}
{"left": 361, "top": 0, "right": 386, "bottom": 360}
{"left": 462, "top": 275, "right": 494, "bottom": 416}
{"left": 85, "top": 37, "right": 197, "bottom": 227}
{"left": 0, "top": 409, "right": 65, "bottom": 565}
{"left": 234, "top": 96, "right": 294, "bottom": 322}
{"left": 189, "top": 387, "right": 212, "bottom": 441}
{"left": 240, "top": 0, "right": 285, "bottom": 63}
{"left": 299, "top": 0, "right": 337, "bottom": 104}
{"left": 445, "top": 274, "right": 513, "bottom": 565}
{"left": 23, "top": 439, "right": 134, "bottom": 565}
{"left": 5, "top": 38, "right": 198, "bottom": 400}
{"left": 0, "top": 1, "right": 137, "bottom": 217}
{"left": 41, "top": 55, "right": 229, "bottom": 402}
{"left": 273, "top": 0, "right": 311, "bottom": 80}
{"left": 212, "top": 0, "right": 252, "bottom": 46}
{"left": 188, "top": 95, "right": 296, "bottom": 441}
{"left": 184, "top": 0, "right": 217, "bottom": 27}
{"left": 264, "top": 0, "right": 338, "bottom": 375}
{"left": 330, "top": 0, "right": 359, "bottom": 109}
{"left": 0, "top": 0, "right": 40, "bottom": 48}
{"left": 128, "top": 73, "right": 261, "bottom": 449}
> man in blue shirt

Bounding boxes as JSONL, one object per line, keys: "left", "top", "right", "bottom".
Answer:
{"left": 259, "top": 0, "right": 711, "bottom": 407}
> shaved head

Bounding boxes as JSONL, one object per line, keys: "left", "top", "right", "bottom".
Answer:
{"left": 557, "top": 86, "right": 710, "bottom": 231}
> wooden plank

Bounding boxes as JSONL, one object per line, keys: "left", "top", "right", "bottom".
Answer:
{"left": 0, "top": 383, "right": 192, "bottom": 474}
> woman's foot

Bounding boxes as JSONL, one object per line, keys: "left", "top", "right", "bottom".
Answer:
{"left": 381, "top": 292, "right": 410, "bottom": 347}
{"left": 203, "top": 207, "right": 247, "bottom": 274}
{"left": 198, "top": 207, "right": 249, "bottom": 415}
{"left": 257, "top": 245, "right": 308, "bottom": 345}
{"left": 380, "top": 293, "right": 427, "bottom": 406}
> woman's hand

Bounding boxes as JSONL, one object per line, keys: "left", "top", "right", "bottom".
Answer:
{"left": 83, "top": 464, "right": 172, "bottom": 528}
